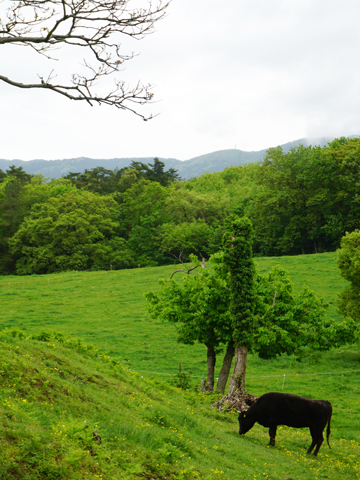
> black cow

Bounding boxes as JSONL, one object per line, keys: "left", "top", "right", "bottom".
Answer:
{"left": 238, "top": 392, "right": 332, "bottom": 456}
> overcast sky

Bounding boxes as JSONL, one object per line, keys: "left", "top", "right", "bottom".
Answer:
{"left": 1, "top": 0, "right": 360, "bottom": 161}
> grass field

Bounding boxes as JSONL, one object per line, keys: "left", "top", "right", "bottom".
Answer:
{"left": 1, "top": 252, "right": 360, "bottom": 479}
{"left": 0, "top": 251, "right": 351, "bottom": 380}
{"left": 0, "top": 331, "right": 359, "bottom": 480}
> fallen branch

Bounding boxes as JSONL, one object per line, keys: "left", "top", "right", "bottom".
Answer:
{"left": 212, "top": 390, "right": 258, "bottom": 413}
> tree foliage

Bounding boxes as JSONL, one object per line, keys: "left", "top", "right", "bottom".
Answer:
{"left": 222, "top": 216, "right": 257, "bottom": 348}
{"left": 0, "top": 169, "right": 51, "bottom": 273}
{"left": 336, "top": 230, "right": 360, "bottom": 323}
{"left": 250, "top": 137, "right": 360, "bottom": 255}
{"left": 3, "top": 137, "right": 360, "bottom": 275}
{"left": 253, "top": 267, "right": 356, "bottom": 359}
{"left": 145, "top": 255, "right": 232, "bottom": 393}
{"left": 63, "top": 159, "right": 180, "bottom": 195}
{"left": 156, "top": 221, "right": 211, "bottom": 261}
{"left": 9, "top": 190, "right": 123, "bottom": 274}
{"left": 146, "top": 218, "right": 357, "bottom": 394}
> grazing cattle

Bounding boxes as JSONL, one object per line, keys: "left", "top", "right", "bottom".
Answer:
{"left": 238, "top": 392, "right": 332, "bottom": 456}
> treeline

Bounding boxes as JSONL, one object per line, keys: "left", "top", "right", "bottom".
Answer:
{"left": 1, "top": 137, "right": 359, "bottom": 275}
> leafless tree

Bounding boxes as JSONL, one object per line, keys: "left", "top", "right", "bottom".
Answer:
{"left": 0, "top": 0, "right": 170, "bottom": 119}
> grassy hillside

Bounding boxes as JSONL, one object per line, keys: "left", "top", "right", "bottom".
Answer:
{"left": 1, "top": 252, "right": 360, "bottom": 478}
{"left": 0, "top": 330, "right": 359, "bottom": 480}
{"left": 0, "top": 252, "right": 349, "bottom": 380}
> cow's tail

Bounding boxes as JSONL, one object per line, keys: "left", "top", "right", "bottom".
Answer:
{"left": 326, "top": 409, "right": 332, "bottom": 449}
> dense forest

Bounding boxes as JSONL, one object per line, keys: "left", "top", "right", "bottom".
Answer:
{"left": 1, "top": 136, "right": 360, "bottom": 275}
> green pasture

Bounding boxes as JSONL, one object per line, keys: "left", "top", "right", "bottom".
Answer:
{"left": 0, "top": 252, "right": 351, "bottom": 381}
{"left": 0, "top": 331, "right": 359, "bottom": 480}
{"left": 1, "top": 252, "right": 360, "bottom": 479}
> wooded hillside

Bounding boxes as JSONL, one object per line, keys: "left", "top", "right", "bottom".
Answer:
{"left": 1, "top": 137, "right": 360, "bottom": 275}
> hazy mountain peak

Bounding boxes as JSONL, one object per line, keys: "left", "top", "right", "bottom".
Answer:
{"left": 0, "top": 136, "right": 355, "bottom": 180}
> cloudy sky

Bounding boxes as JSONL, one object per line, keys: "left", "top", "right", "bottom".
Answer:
{"left": 1, "top": 0, "right": 360, "bottom": 161}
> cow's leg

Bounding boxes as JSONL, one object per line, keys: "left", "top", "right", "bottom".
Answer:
{"left": 312, "top": 430, "right": 324, "bottom": 457}
{"left": 269, "top": 425, "right": 277, "bottom": 446}
{"left": 307, "top": 427, "right": 317, "bottom": 454}
{"left": 307, "top": 427, "right": 323, "bottom": 456}
{"left": 307, "top": 438, "right": 316, "bottom": 455}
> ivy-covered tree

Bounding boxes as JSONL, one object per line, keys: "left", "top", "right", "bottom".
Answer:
{"left": 222, "top": 216, "right": 359, "bottom": 393}
{"left": 222, "top": 216, "right": 257, "bottom": 393}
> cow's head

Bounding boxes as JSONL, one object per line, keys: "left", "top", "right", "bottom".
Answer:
{"left": 238, "top": 411, "right": 254, "bottom": 435}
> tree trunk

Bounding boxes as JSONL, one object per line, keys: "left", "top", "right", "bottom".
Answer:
{"left": 205, "top": 343, "right": 216, "bottom": 392}
{"left": 217, "top": 341, "right": 235, "bottom": 394}
{"left": 228, "top": 344, "right": 248, "bottom": 394}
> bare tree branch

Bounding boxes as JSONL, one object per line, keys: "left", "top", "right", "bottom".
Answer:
{"left": 0, "top": 0, "right": 171, "bottom": 117}
{"left": 170, "top": 254, "right": 206, "bottom": 279}
{"left": 170, "top": 264, "right": 201, "bottom": 279}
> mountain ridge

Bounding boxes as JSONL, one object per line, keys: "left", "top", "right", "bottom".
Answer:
{"left": 0, "top": 136, "right": 352, "bottom": 179}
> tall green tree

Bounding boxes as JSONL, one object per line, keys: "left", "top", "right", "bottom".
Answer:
{"left": 336, "top": 230, "right": 360, "bottom": 323}
{"left": 156, "top": 221, "right": 212, "bottom": 262}
{"left": 164, "top": 188, "right": 229, "bottom": 225}
{"left": 222, "top": 216, "right": 359, "bottom": 392}
{"left": 0, "top": 171, "right": 47, "bottom": 273}
{"left": 156, "top": 187, "right": 230, "bottom": 260}
{"left": 63, "top": 159, "right": 179, "bottom": 195}
{"left": 129, "top": 158, "right": 180, "bottom": 186}
{"left": 146, "top": 222, "right": 355, "bottom": 394}
{"left": 118, "top": 179, "right": 171, "bottom": 264}
{"left": 222, "top": 216, "right": 257, "bottom": 393}
{"left": 250, "top": 138, "right": 360, "bottom": 255}
{"left": 5, "top": 165, "right": 33, "bottom": 183}
{"left": 145, "top": 255, "right": 233, "bottom": 393}
{"left": 9, "top": 190, "right": 121, "bottom": 274}
{"left": 64, "top": 167, "right": 116, "bottom": 195}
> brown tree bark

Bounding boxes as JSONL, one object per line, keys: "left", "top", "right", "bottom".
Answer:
{"left": 205, "top": 343, "right": 216, "bottom": 392}
{"left": 228, "top": 344, "right": 248, "bottom": 394}
{"left": 216, "top": 341, "right": 235, "bottom": 394}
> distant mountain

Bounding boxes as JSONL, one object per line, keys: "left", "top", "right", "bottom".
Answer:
{"left": 0, "top": 136, "right": 352, "bottom": 180}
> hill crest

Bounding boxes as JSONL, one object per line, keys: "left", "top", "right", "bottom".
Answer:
{"left": 0, "top": 136, "right": 351, "bottom": 179}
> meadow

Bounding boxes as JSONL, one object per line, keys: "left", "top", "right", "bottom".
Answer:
{"left": 1, "top": 252, "right": 360, "bottom": 479}
{"left": 0, "top": 252, "right": 351, "bottom": 379}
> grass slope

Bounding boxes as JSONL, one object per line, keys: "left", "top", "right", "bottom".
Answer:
{"left": 0, "top": 252, "right": 350, "bottom": 379}
{"left": 0, "top": 330, "right": 359, "bottom": 480}
{"left": 1, "top": 252, "right": 360, "bottom": 478}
